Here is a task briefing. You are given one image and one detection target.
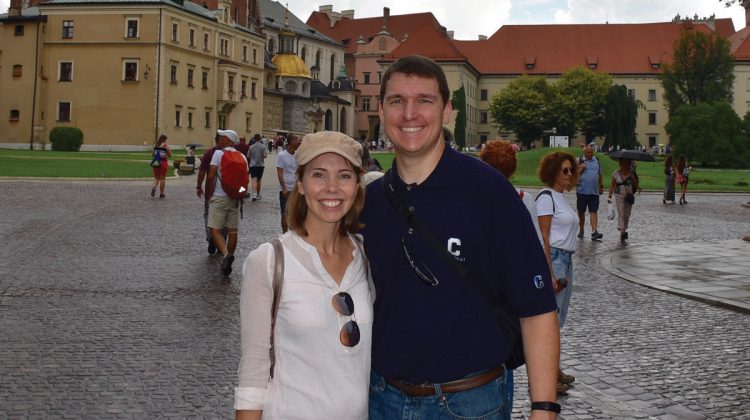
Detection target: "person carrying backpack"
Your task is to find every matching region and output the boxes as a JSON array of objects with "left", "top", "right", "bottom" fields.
[{"left": 206, "top": 129, "right": 249, "bottom": 277}]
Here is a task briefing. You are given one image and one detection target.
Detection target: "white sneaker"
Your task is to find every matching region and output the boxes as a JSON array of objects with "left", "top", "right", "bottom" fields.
[
  {"left": 256, "top": 193, "right": 262, "bottom": 201},
  {"left": 251, "top": 192, "right": 257, "bottom": 201}
]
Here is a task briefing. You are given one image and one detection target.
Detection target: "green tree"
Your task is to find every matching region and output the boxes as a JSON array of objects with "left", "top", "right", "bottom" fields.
[
  {"left": 603, "top": 85, "right": 639, "bottom": 150},
  {"left": 665, "top": 101, "right": 750, "bottom": 168},
  {"left": 488, "top": 76, "right": 553, "bottom": 148},
  {"left": 450, "top": 85, "right": 466, "bottom": 149},
  {"left": 661, "top": 30, "right": 735, "bottom": 115},
  {"left": 549, "top": 67, "right": 612, "bottom": 141}
]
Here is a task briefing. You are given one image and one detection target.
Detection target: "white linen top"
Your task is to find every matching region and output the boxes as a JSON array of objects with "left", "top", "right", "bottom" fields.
[
  {"left": 234, "top": 231, "right": 373, "bottom": 420},
  {"left": 535, "top": 188, "right": 578, "bottom": 252}
]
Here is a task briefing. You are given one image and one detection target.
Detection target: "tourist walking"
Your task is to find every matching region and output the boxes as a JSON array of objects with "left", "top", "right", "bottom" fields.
[
  {"left": 275, "top": 135, "right": 301, "bottom": 233},
  {"left": 235, "top": 131, "right": 371, "bottom": 420},
  {"left": 360, "top": 55, "right": 560, "bottom": 420},
  {"left": 205, "top": 129, "right": 249, "bottom": 276},
  {"left": 575, "top": 145, "right": 603, "bottom": 240},
  {"left": 676, "top": 154, "right": 691, "bottom": 205},
  {"left": 663, "top": 155, "right": 676, "bottom": 204},
  {"left": 535, "top": 151, "right": 579, "bottom": 394},
  {"left": 248, "top": 134, "right": 268, "bottom": 201},
  {"left": 608, "top": 158, "right": 639, "bottom": 242},
  {"left": 150, "top": 134, "right": 171, "bottom": 198}
]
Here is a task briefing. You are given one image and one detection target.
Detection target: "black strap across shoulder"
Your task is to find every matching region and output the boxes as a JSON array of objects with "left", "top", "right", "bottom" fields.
[{"left": 382, "top": 169, "right": 525, "bottom": 368}]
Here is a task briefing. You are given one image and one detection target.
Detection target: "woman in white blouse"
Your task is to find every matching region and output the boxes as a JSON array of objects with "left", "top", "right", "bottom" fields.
[
  {"left": 535, "top": 151, "right": 579, "bottom": 395},
  {"left": 235, "top": 131, "right": 372, "bottom": 420}
]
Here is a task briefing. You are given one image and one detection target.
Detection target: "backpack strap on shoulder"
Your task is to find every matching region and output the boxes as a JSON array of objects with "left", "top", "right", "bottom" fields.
[{"left": 535, "top": 189, "right": 555, "bottom": 213}]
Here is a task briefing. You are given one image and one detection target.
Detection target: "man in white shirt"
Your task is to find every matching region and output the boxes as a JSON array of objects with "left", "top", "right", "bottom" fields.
[
  {"left": 275, "top": 134, "right": 300, "bottom": 232},
  {"left": 206, "top": 129, "right": 248, "bottom": 276}
]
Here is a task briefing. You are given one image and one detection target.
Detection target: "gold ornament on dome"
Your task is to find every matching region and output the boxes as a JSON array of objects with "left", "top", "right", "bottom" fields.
[{"left": 271, "top": 54, "right": 311, "bottom": 78}]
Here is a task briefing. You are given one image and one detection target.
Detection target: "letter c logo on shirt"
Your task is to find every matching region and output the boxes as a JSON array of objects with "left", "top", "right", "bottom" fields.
[
  {"left": 447, "top": 238, "right": 461, "bottom": 257},
  {"left": 533, "top": 275, "right": 544, "bottom": 289}
]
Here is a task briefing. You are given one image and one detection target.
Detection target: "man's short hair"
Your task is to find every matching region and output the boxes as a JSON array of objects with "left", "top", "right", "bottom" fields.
[{"left": 379, "top": 55, "right": 450, "bottom": 106}]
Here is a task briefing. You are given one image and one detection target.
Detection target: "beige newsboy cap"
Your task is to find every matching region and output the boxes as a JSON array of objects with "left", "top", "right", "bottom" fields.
[{"left": 295, "top": 131, "right": 363, "bottom": 168}]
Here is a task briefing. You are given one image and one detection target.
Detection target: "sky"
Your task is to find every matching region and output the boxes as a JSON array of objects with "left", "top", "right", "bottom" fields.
[{"left": 1, "top": 0, "right": 746, "bottom": 40}]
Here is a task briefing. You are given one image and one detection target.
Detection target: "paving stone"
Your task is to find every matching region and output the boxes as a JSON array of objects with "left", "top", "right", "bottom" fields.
[{"left": 1, "top": 178, "right": 749, "bottom": 418}]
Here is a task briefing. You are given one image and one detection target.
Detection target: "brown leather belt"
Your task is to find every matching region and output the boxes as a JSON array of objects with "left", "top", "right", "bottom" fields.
[{"left": 386, "top": 367, "right": 505, "bottom": 397}]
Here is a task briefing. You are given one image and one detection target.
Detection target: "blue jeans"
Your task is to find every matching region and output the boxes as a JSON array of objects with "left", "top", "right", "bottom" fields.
[
  {"left": 550, "top": 247, "right": 574, "bottom": 329},
  {"left": 369, "top": 369, "right": 511, "bottom": 420}
]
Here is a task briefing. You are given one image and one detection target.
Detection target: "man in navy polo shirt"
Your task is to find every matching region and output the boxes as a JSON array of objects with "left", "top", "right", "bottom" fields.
[{"left": 361, "top": 55, "right": 561, "bottom": 419}]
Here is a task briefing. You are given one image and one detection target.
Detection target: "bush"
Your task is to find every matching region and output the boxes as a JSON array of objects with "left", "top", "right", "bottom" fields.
[{"left": 49, "top": 126, "right": 84, "bottom": 151}]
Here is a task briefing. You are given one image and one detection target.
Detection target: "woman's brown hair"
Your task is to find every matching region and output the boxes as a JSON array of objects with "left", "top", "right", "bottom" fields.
[
  {"left": 285, "top": 162, "right": 365, "bottom": 237},
  {"left": 479, "top": 140, "right": 517, "bottom": 178},
  {"left": 537, "top": 151, "right": 578, "bottom": 190},
  {"left": 155, "top": 134, "right": 168, "bottom": 146}
]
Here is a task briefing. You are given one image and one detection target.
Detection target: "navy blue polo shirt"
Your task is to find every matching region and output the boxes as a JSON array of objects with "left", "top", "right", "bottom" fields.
[{"left": 360, "top": 145, "right": 556, "bottom": 384}]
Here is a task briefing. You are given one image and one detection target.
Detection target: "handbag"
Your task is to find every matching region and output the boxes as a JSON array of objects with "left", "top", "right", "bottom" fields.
[
  {"left": 625, "top": 192, "right": 635, "bottom": 205},
  {"left": 382, "top": 170, "right": 525, "bottom": 369}
]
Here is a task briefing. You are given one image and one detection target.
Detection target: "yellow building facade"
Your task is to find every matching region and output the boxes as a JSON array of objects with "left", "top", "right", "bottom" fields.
[{"left": 0, "top": 0, "right": 265, "bottom": 150}]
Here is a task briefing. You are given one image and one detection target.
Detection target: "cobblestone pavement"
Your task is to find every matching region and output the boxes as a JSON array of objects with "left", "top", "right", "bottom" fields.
[{"left": 1, "top": 165, "right": 749, "bottom": 419}]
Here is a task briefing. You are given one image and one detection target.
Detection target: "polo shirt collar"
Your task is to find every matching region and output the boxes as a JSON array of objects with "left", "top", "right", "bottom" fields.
[{"left": 391, "top": 142, "right": 460, "bottom": 190}]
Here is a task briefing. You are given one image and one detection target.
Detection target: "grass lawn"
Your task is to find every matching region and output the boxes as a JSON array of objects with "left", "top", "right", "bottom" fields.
[
  {"left": 0, "top": 149, "right": 189, "bottom": 178},
  {"left": 2, "top": 147, "right": 749, "bottom": 192},
  {"left": 372, "top": 147, "right": 750, "bottom": 192}
]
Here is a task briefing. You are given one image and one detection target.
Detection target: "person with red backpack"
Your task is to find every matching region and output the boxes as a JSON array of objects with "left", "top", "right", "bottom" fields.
[{"left": 206, "top": 129, "right": 249, "bottom": 276}]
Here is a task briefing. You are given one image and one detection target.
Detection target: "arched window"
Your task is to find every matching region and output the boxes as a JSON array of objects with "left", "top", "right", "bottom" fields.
[
  {"left": 325, "top": 109, "right": 333, "bottom": 130},
  {"left": 300, "top": 46, "right": 306, "bottom": 63},
  {"left": 302, "top": 82, "right": 308, "bottom": 95},
  {"left": 340, "top": 107, "right": 347, "bottom": 133},
  {"left": 268, "top": 37, "right": 276, "bottom": 54},
  {"left": 284, "top": 80, "right": 296, "bottom": 94},
  {"left": 315, "top": 50, "right": 321, "bottom": 69}
]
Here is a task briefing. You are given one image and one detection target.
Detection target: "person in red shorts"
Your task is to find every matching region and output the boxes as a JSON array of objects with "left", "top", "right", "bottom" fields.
[{"left": 151, "top": 134, "right": 171, "bottom": 198}]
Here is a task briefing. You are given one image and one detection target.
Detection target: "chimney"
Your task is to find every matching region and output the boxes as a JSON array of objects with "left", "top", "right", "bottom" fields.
[
  {"left": 383, "top": 7, "right": 390, "bottom": 19},
  {"left": 447, "top": 30, "right": 454, "bottom": 39},
  {"left": 319, "top": 5, "right": 333, "bottom": 13},
  {"left": 478, "top": 35, "right": 487, "bottom": 40},
  {"left": 9, "top": 0, "right": 22, "bottom": 16},
  {"left": 341, "top": 9, "right": 354, "bottom": 20}
]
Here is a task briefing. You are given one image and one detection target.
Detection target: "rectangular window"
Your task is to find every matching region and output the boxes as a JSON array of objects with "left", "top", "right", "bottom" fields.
[
  {"left": 218, "top": 114, "right": 226, "bottom": 130},
  {"left": 15, "top": 25, "right": 24, "bottom": 36},
  {"left": 187, "top": 68, "right": 194, "bottom": 87},
  {"left": 251, "top": 81, "right": 257, "bottom": 98},
  {"left": 202, "top": 71, "right": 208, "bottom": 89},
  {"left": 62, "top": 20, "right": 74, "bottom": 38},
  {"left": 189, "top": 28, "right": 195, "bottom": 47},
  {"left": 124, "top": 61, "right": 138, "bottom": 81},
  {"left": 172, "top": 22, "right": 179, "bottom": 42},
  {"left": 378, "top": 72, "right": 382, "bottom": 83},
  {"left": 59, "top": 62, "right": 73, "bottom": 82},
  {"left": 228, "top": 75, "right": 234, "bottom": 93},
  {"left": 175, "top": 109, "right": 181, "bottom": 127},
  {"left": 13, "top": 65, "right": 22, "bottom": 77},
  {"left": 246, "top": 113, "right": 252, "bottom": 131},
  {"left": 58, "top": 102, "right": 71, "bottom": 122},
  {"left": 363, "top": 72, "right": 370, "bottom": 84},
  {"left": 203, "top": 33, "right": 209, "bottom": 50},
  {"left": 205, "top": 109, "right": 211, "bottom": 128},
  {"left": 10, "top": 109, "right": 20, "bottom": 121},
  {"left": 170, "top": 64, "right": 178, "bottom": 84},
  {"left": 648, "top": 111, "right": 657, "bottom": 125},
  {"left": 480, "top": 134, "right": 488, "bottom": 143},
  {"left": 241, "top": 79, "right": 247, "bottom": 98},
  {"left": 187, "top": 111, "right": 193, "bottom": 128},
  {"left": 126, "top": 19, "right": 139, "bottom": 38},
  {"left": 648, "top": 89, "right": 657, "bottom": 101},
  {"left": 480, "top": 111, "right": 488, "bottom": 124},
  {"left": 362, "top": 97, "right": 371, "bottom": 111},
  {"left": 627, "top": 89, "right": 636, "bottom": 99},
  {"left": 243, "top": 45, "right": 248, "bottom": 62},
  {"left": 220, "top": 38, "right": 229, "bottom": 56},
  {"left": 648, "top": 136, "right": 657, "bottom": 147},
  {"left": 480, "top": 89, "right": 488, "bottom": 101},
  {"left": 253, "top": 48, "right": 258, "bottom": 64}
]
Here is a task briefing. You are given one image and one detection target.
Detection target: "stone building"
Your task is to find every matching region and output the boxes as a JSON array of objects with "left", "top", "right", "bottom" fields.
[{"left": 0, "top": 0, "right": 266, "bottom": 150}]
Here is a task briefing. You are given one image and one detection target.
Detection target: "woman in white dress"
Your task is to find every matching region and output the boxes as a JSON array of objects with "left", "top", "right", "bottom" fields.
[{"left": 235, "top": 131, "right": 372, "bottom": 420}]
